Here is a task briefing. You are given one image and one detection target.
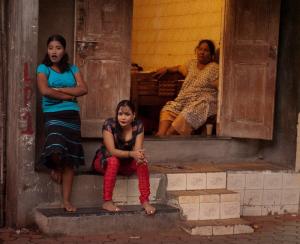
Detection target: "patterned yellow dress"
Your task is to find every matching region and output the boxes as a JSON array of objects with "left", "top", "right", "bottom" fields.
[{"left": 161, "top": 59, "right": 219, "bottom": 130}]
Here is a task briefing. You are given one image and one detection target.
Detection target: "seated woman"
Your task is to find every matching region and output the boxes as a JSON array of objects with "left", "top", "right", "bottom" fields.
[
  {"left": 93, "top": 100, "right": 156, "bottom": 215},
  {"left": 154, "top": 39, "right": 219, "bottom": 136}
]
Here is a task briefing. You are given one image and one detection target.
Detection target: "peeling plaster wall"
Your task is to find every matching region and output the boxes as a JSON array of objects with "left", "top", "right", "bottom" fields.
[
  {"left": 6, "top": 0, "right": 75, "bottom": 227},
  {"left": 6, "top": 0, "right": 43, "bottom": 227}
]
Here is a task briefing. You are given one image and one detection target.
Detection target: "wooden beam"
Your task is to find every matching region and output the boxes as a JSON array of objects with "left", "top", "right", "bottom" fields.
[{"left": 0, "top": 0, "right": 8, "bottom": 228}]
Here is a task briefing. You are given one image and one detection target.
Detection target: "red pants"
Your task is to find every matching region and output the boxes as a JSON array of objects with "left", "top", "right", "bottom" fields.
[{"left": 99, "top": 156, "right": 150, "bottom": 204}]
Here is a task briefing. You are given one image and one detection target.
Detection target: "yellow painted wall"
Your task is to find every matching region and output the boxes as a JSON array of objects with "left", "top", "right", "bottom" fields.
[{"left": 131, "top": 0, "right": 223, "bottom": 71}]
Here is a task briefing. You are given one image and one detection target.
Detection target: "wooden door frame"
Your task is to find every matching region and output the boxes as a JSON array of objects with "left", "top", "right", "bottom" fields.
[
  {"left": 217, "top": 0, "right": 280, "bottom": 140},
  {"left": 0, "top": 0, "right": 7, "bottom": 227},
  {"left": 216, "top": 0, "right": 226, "bottom": 135},
  {"left": 73, "top": 0, "right": 133, "bottom": 138}
]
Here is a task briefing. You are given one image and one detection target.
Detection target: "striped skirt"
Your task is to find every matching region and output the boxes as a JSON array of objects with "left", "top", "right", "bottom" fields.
[{"left": 39, "top": 110, "right": 85, "bottom": 170}]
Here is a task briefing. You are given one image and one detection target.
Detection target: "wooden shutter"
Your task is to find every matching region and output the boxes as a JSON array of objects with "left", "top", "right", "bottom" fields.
[
  {"left": 218, "top": 0, "right": 281, "bottom": 139},
  {"left": 75, "top": 0, "right": 132, "bottom": 137}
]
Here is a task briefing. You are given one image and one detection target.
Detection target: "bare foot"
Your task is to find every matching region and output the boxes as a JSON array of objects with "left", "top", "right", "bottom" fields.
[
  {"left": 50, "top": 170, "right": 62, "bottom": 184},
  {"left": 155, "top": 132, "right": 165, "bottom": 137},
  {"left": 63, "top": 202, "right": 77, "bottom": 212},
  {"left": 102, "top": 201, "right": 121, "bottom": 212},
  {"left": 142, "top": 202, "right": 156, "bottom": 215}
]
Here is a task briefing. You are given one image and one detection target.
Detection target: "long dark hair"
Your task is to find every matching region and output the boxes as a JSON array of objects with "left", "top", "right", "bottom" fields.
[
  {"left": 42, "top": 34, "right": 70, "bottom": 73},
  {"left": 195, "top": 39, "right": 216, "bottom": 57},
  {"left": 115, "top": 100, "right": 136, "bottom": 137}
]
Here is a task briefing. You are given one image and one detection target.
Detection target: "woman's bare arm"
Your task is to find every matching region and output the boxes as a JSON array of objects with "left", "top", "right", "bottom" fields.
[
  {"left": 56, "top": 71, "right": 88, "bottom": 97},
  {"left": 133, "top": 133, "right": 147, "bottom": 162},
  {"left": 103, "top": 130, "right": 130, "bottom": 158},
  {"left": 37, "top": 73, "right": 74, "bottom": 100},
  {"left": 103, "top": 130, "right": 146, "bottom": 162},
  {"left": 133, "top": 133, "right": 144, "bottom": 151},
  {"left": 177, "top": 65, "right": 188, "bottom": 77},
  {"left": 211, "top": 79, "right": 219, "bottom": 89},
  {"left": 153, "top": 64, "right": 188, "bottom": 78}
]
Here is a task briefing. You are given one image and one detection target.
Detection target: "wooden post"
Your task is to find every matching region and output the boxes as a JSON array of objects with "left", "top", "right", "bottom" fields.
[
  {"left": 0, "top": 0, "right": 7, "bottom": 227},
  {"left": 6, "top": 0, "right": 39, "bottom": 226}
]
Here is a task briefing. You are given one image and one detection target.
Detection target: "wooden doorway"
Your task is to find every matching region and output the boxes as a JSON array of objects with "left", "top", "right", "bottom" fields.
[
  {"left": 0, "top": 0, "right": 7, "bottom": 227},
  {"left": 130, "top": 0, "right": 224, "bottom": 135},
  {"left": 130, "top": 0, "right": 281, "bottom": 140},
  {"left": 75, "top": 0, "right": 133, "bottom": 138},
  {"left": 218, "top": 0, "right": 281, "bottom": 140},
  {"left": 75, "top": 0, "right": 280, "bottom": 140}
]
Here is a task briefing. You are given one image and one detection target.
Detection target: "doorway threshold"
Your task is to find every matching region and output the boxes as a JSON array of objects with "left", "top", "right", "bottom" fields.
[
  {"left": 144, "top": 135, "right": 232, "bottom": 141},
  {"left": 143, "top": 135, "right": 260, "bottom": 163},
  {"left": 149, "top": 161, "right": 292, "bottom": 174}
]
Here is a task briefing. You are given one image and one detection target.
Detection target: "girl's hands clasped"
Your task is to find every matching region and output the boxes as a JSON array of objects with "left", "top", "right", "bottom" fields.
[{"left": 130, "top": 149, "right": 148, "bottom": 164}]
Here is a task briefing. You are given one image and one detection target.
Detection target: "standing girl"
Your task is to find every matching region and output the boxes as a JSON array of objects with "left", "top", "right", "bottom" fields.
[
  {"left": 37, "top": 34, "right": 88, "bottom": 212},
  {"left": 93, "top": 100, "right": 156, "bottom": 215}
]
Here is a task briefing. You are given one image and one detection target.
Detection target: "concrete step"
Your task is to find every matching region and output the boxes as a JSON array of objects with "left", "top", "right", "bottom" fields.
[
  {"left": 166, "top": 171, "right": 227, "bottom": 191},
  {"left": 180, "top": 218, "right": 254, "bottom": 236},
  {"left": 168, "top": 189, "right": 240, "bottom": 220},
  {"left": 47, "top": 173, "right": 165, "bottom": 207},
  {"left": 35, "top": 204, "right": 180, "bottom": 235}
]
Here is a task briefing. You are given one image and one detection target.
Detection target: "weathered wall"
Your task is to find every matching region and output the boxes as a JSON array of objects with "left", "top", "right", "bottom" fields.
[
  {"left": 260, "top": 0, "right": 299, "bottom": 167},
  {"left": 6, "top": 0, "right": 43, "bottom": 227},
  {"left": 131, "top": 0, "right": 223, "bottom": 71},
  {"left": 294, "top": 1, "right": 300, "bottom": 171},
  {"left": 5, "top": 0, "right": 76, "bottom": 228}
]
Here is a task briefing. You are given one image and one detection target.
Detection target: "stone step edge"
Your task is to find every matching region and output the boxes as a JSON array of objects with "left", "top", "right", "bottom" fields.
[
  {"left": 35, "top": 199, "right": 164, "bottom": 210},
  {"left": 168, "top": 189, "right": 238, "bottom": 196},
  {"left": 166, "top": 172, "right": 227, "bottom": 191},
  {"left": 74, "top": 172, "right": 164, "bottom": 178},
  {"left": 35, "top": 204, "right": 181, "bottom": 235},
  {"left": 167, "top": 189, "right": 240, "bottom": 203},
  {"left": 180, "top": 218, "right": 254, "bottom": 236},
  {"left": 35, "top": 204, "right": 179, "bottom": 218}
]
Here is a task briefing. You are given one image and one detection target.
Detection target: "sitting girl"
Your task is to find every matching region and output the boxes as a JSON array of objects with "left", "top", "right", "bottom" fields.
[{"left": 93, "top": 100, "right": 156, "bottom": 215}]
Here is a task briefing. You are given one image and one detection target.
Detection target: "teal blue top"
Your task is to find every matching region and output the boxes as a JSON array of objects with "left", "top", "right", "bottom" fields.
[{"left": 37, "top": 64, "right": 80, "bottom": 113}]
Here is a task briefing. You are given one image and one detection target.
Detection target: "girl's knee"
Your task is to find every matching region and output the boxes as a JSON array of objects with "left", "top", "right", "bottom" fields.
[
  {"left": 136, "top": 162, "right": 149, "bottom": 171},
  {"left": 107, "top": 156, "right": 120, "bottom": 167}
]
